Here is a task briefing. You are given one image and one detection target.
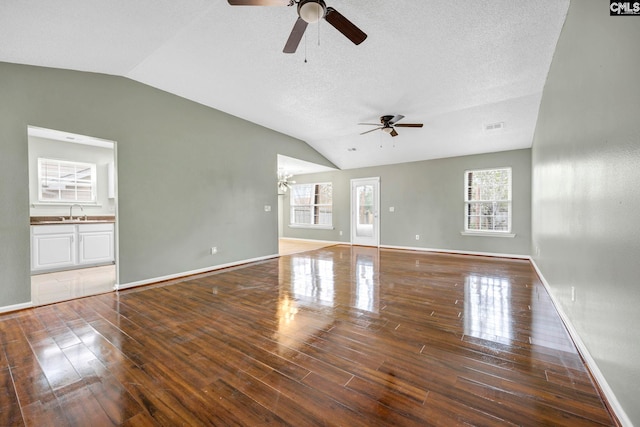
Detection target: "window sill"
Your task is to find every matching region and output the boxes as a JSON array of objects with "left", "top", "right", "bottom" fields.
[
  {"left": 289, "top": 224, "right": 334, "bottom": 230},
  {"left": 32, "top": 202, "right": 102, "bottom": 208},
  {"left": 460, "top": 231, "right": 516, "bottom": 238}
]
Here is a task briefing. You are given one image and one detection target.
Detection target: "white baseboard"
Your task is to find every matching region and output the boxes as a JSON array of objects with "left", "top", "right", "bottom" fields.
[
  {"left": 530, "top": 259, "right": 632, "bottom": 427},
  {"left": 115, "top": 254, "right": 279, "bottom": 291},
  {"left": 380, "top": 244, "right": 530, "bottom": 260},
  {"left": 0, "top": 301, "right": 34, "bottom": 314},
  {"left": 282, "top": 238, "right": 529, "bottom": 260}
]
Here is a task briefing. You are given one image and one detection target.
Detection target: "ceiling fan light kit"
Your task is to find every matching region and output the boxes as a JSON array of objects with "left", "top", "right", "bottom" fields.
[
  {"left": 227, "top": 0, "right": 367, "bottom": 54},
  {"left": 299, "top": 0, "right": 324, "bottom": 23}
]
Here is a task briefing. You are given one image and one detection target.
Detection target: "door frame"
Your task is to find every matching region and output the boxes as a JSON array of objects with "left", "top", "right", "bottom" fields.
[
  {"left": 27, "top": 126, "right": 119, "bottom": 293},
  {"left": 350, "top": 177, "right": 380, "bottom": 247}
]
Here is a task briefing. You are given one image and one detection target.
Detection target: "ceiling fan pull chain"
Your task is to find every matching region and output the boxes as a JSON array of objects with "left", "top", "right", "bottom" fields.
[
  {"left": 304, "top": 32, "right": 308, "bottom": 63},
  {"left": 318, "top": 7, "right": 321, "bottom": 46}
]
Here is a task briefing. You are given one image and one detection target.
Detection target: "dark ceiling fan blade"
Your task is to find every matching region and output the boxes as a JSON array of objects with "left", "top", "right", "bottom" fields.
[
  {"left": 390, "top": 129, "right": 399, "bottom": 137},
  {"left": 360, "top": 127, "right": 381, "bottom": 135},
  {"left": 283, "top": 18, "right": 308, "bottom": 53},
  {"left": 228, "top": 0, "right": 291, "bottom": 5},
  {"left": 324, "top": 7, "right": 367, "bottom": 45},
  {"left": 389, "top": 115, "right": 405, "bottom": 125},
  {"left": 358, "top": 123, "right": 381, "bottom": 126},
  {"left": 394, "top": 123, "right": 424, "bottom": 128}
]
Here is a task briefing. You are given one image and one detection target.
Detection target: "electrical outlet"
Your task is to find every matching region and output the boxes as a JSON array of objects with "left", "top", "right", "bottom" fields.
[
  {"left": 415, "top": 234, "right": 420, "bottom": 240},
  {"left": 264, "top": 205, "right": 271, "bottom": 212},
  {"left": 211, "top": 247, "right": 218, "bottom": 255},
  {"left": 339, "top": 231, "right": 343, "bottom": 236},
  {"left": 389, "top": 206, "right": 395, "bottom": 212}
]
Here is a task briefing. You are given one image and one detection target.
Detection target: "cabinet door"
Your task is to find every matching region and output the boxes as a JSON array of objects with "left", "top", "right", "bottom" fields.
[
  {"left": 78, "top": 231, "right": 114, "bottom": 265},
  {"left": 32, "top": 233, "right": 76, "bottom": 271}
]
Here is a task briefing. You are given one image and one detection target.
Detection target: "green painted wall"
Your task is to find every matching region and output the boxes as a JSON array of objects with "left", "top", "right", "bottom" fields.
[
  {"left": 532, "top": 0, "right": 640, "bottom": 424},
  {"left": 284, "top": 149, "right": 531, "bottom": 256},
  {"left": 0, "top": 62, "right": 334, "bottom": 307}
]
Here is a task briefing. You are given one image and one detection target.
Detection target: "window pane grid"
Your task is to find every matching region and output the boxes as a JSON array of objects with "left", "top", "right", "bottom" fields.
[
  {"left": 290, "top": 183, "right": 333, "bottom": 226},
  {"left": 38, "top": 158, "right": 97, "bottom": 203},
  {"left": 464, "top": 168, "right": 512, "bottom": 233}
]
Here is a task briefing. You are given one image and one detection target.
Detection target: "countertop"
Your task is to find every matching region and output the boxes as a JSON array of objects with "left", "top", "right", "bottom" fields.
[{"left": 31, "top": 216, "right": 115, "bottom": 225}]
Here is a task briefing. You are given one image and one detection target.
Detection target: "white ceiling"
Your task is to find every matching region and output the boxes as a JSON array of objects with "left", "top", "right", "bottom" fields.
[
  {"left": 0, "top": 0, "right": 569, "bottom": 171},
  {"left": 277, "top": 154, "right": 336, "bottom": 175}
]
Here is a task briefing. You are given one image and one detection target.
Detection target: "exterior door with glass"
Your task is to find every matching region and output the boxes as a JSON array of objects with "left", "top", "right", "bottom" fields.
[{"left": 351, "top": 177, "right": 380, "bottom": 246}]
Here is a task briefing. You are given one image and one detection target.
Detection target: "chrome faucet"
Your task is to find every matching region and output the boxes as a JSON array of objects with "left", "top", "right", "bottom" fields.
[{"left": 69, "top": 204, "right": 84, "bottom": 221}]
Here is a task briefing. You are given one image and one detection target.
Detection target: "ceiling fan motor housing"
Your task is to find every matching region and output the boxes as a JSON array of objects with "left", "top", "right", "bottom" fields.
[{"left": 298, "top": 0, "right": 326, "bottom": 23}]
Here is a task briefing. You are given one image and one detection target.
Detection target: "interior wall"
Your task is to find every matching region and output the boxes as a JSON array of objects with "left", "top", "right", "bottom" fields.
[
  {"left": 28, "top": 136, "right": 115, "bottom": 217},
  {"left": 284, "top": 148, "right": 531, "bottom": 256},
  {"left": 531, "top": 0, "right": 640, "bottom": 424},
  {"left": 0, "top": 61, "right": 334, "bottom": 308}
]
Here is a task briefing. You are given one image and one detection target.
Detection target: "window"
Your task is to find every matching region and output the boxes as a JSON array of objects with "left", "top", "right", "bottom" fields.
[
  {"left": 464, "top": 167, "right": 511, "bottom": 233},
  {"left": 290, "top": 183, "right": 332, "bottom": 227},
  {"left": 38, "top": 158, "right": 97, "bottom": 203}
]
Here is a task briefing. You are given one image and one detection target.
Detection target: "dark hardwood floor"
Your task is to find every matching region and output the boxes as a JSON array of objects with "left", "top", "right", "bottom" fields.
[{"left": 0, "top": 246, "right": 616, "bottom": 426}]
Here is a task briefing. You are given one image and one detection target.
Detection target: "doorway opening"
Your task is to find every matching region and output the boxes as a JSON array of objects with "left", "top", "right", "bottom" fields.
[
  {"left": 276, "top": 154, "right": 336, "bottom": 255},
  {"left": 27, "top": 126, "right": 118, "bottom": 305}
]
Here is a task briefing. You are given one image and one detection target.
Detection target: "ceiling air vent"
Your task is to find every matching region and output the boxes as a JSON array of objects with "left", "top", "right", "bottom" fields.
[{"left": 484, "top": 122, "right": 505, "bottom": 132}]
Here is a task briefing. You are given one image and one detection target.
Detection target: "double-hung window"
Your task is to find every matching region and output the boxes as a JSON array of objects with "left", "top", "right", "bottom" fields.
[
  {"left": 290, "top": 183, "right": 333, "bottom": 228},
  {"left": 464, "top": 167, "right": 512, "bottom": 233},
  {"left": 38, "top": 158, "right": 97, "bottom": 203}
]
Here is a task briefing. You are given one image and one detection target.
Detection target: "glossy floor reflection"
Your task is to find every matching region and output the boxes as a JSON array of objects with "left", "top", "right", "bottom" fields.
[
  {"left": 278, "top": 238, "right": 336, "bottom": 256},
  {"left": 1, "top": 246, "right": 615, "bottom": 426}
]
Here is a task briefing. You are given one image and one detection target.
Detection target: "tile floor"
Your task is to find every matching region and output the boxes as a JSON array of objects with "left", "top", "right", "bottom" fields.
[{"left": 31, "top": 264, "right": 116, "bottom": 306}]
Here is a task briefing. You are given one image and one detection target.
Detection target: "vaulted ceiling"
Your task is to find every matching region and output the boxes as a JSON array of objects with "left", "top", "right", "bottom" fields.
[{"left": 0, "top": 0, "right": 569, "bottom": 170}]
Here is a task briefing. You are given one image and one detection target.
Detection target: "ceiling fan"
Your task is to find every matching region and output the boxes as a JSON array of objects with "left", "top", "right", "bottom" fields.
[
  {"left": 359, "top": 115, "right": 424, "bottom": 137},
  {"left": 227, "top": 0, "right": 367, "bottom": 54}
]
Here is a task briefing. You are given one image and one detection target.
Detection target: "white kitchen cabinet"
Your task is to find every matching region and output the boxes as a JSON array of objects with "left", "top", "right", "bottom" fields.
[
  {"left": 78, "top": 223, "right": 114, "bottom": 265},
  {"left": 31, "top": 223, "right": 114, "bottom": 272},
  {"left": 31, "top": 225, "right": 77, "bottom": 271}
]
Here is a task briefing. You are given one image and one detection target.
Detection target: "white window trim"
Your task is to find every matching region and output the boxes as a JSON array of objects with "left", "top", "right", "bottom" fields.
[
  {"left": 32, "top": 202, "right": 103, "bottom": 208},
  {"left": 463, "top": 167, "right": 512, "bottom": 235},
  {"left": 37, "top": 158, "right": 98, "bottom": 204},
  {"left": 289, "top": 182, "right": 333, "bottom": 228},
  {"left": 460, "top": 231, "right": 516, "bottom": 238}
]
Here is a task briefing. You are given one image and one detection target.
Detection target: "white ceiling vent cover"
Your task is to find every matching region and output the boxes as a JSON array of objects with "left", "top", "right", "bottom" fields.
[{"left": 484, "top": 122, "right": 505, "bottom": 131}]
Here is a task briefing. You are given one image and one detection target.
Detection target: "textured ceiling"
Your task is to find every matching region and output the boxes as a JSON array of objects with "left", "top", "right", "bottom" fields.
[{"left": 0, "top": 0, "right": 569, "bottom": 171}]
